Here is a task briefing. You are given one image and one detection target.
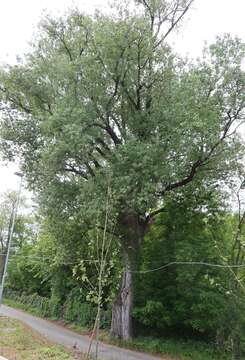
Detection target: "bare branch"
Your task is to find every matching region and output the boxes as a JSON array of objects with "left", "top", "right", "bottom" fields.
[{"left": 154, "top": 0, "right": 195, "bottom": 49}]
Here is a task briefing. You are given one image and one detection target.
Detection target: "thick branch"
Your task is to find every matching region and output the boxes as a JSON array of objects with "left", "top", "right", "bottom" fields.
[
  {"left": 85, "top": 162, "right": 95, "bottom": 177},
  {"left": 164, "top": 158, "right": 203, "bottom": 193},
  {"left": 105, "top": 125, "right": 122, "bottom": 145},
  {"left": 63, "top": 165, "right": 88, "bottom": 179},
  {"left": 149, "top": 113, "right": 240, "bottom": 220}
]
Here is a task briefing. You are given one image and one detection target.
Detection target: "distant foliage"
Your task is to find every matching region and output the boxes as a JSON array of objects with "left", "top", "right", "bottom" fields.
[
  {"left": 134, "top": 193, "right": 245, "bottom": 347},
  {"left": 5, "top": 288, "right": 111, "bottom": 329}
]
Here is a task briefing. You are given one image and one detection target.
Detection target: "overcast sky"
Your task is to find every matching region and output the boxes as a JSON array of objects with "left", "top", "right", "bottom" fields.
[{"left": 0, "top": 0, "right": 244, "bottom": 194}]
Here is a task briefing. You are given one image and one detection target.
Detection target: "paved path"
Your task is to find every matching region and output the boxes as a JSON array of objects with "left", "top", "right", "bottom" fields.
[{"left": 0, "top": 305, "right": 164, "bottom": 360}]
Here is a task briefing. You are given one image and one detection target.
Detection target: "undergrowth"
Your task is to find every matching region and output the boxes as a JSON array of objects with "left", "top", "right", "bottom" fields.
[{"left": 4, "top": 298, "right": 234, "bottom": 360}]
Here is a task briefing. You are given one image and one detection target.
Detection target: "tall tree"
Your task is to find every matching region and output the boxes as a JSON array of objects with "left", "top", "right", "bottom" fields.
[
  {"left": 0, "top": 0, "right": 244, "bottom": 339},
  {"left": 134, "top": 186, "right": 229, "bottom": 338}
]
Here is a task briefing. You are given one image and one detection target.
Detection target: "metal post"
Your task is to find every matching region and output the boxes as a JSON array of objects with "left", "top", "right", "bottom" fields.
[{"left": 0, "top": 173, "right": 23, "bottom": 305}]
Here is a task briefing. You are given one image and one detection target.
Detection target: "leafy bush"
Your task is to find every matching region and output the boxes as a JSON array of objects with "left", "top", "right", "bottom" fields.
[
  {"left": 133, "top": 301, "right": 172, "bottom": 329},
  {"left": 63, "top": 292, "right": 111, "bottom": 329},
  {"left": 64, "top": 296, "right": 97, "bottom": 327},
  {"left": 4, "top": 289, "right": 58, "bottom": 318},
  {"left": 4, "top": 288, "right": 111, "bottom": 330},
  {"left": 112, "top": 336, "right": 230, "bottom": 360},
  {"left": 100, "top": 308, "right": 111, "bottom": 329}
]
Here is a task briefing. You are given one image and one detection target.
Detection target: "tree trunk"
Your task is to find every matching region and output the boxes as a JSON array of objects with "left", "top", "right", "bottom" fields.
[
  {"left": 111, "top": 254, "right": 133, "bottom": 340},
  {"left": 111, "top": 212, "right": 146, "bottom": 340},
  {"left": 0, "top": 255, "right": 5, "bottom": 282},
  {"left": 232, "top": 333, "right": 241, "bottom": 360}
]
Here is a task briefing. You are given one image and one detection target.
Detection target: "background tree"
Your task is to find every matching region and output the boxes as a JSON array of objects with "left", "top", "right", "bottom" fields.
[
  {"left": 216, "top": 183, "right": 245, "bottom": 360},
  {"left": 0, "top": 0, "right": 244, "bottom": 339},
  {"left": 134, "top": 185, "right": 229, "bottom": 337}
]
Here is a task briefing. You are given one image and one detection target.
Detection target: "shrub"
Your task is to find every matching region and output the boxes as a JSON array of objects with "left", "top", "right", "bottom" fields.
[
  {"left": 5, "top": 288, "right": 111, "bottom": 330},
  {"left": 133, "top": 300, "right": 172, "bottom": 329}
]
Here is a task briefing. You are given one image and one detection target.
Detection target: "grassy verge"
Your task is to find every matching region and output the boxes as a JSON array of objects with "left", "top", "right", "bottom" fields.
[
  {"left": 4, "top": 298, "right": 231, "bottom": 360},
  {"left": 0, "top": 315, "right": 80, "bottom": 360},
  {"left": 105, "top": 336, "right": 230, "bottom": 360},
  {"left": 3, "top": 298, "right": 52, "bottom": 319}
]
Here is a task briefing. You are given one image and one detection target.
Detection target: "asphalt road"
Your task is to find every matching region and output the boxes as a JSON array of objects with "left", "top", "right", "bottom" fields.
[{"left": 0, "top": 305, "right": 165, "bottom": 360}]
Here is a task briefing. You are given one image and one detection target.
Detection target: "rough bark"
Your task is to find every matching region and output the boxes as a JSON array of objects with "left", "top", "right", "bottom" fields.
[
  {"left": 232, "top": 331, "right": 241, "bottom": 360},
  {"left": 111, "top": 256, "right": 133, "bottom": 339},
  {"left": 111, "top": 212, "right": 146, "bottom": 340},
  {"left": 0, "top": 255, "right": 5, "bottom": 283}
]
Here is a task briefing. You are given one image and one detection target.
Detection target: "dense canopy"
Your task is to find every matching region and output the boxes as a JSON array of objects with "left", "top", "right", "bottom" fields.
[{"left": 0, "top": 0, "right": 244, "bottom": 341}]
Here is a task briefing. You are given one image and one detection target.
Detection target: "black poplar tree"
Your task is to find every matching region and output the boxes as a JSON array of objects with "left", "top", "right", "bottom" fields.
[{"left": 0, "top": 0, "right": 244, "bottom": 339}]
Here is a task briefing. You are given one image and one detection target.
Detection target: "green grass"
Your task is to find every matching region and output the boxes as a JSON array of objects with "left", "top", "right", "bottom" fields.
[
  {"left": 4, "top": 298, "right": 52, "bottom": 318},
  {"left": 0, "top": 316, "right": 78, "bottom": 360},
  {"left": 107, "top": 336, "right": 231, "bottom": 360}
]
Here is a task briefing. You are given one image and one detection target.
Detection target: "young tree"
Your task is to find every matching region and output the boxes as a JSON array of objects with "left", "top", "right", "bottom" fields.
[{"left": 0, "top": 0, "right": 244, "bottom": 339}]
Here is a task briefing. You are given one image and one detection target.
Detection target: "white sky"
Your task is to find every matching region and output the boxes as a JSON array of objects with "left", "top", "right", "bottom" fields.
[{"left": 0, "top": 0, "right": 244, "bottom": 194}]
